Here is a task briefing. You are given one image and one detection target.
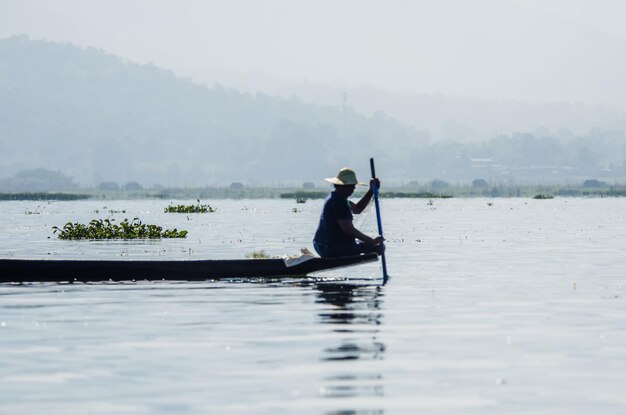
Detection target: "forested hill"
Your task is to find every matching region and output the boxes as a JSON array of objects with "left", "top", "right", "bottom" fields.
[
  {"left": 0, "top": 36, "right": 423, "bottom": 186},
  {"left": 2, "top": 36, "right": 625, "bottom": 188}
]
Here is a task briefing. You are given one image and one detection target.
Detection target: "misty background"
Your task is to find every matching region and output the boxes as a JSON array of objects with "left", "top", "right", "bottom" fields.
[{"left": 1, "top": 0, "right": 626, "bottom": 189}]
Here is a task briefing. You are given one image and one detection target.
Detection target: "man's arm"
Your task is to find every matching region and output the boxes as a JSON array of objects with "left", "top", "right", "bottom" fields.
[
  {"left": 351, "top": 178, "right": 380, "bottom": 214},
  {"left": 337, "top": 219, "right": 384, "bottom": 246}
]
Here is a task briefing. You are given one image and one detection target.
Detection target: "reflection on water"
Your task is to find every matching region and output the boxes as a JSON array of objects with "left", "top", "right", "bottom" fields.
[{"left": 315, "top": 283, "right": 385, "bottom": 413}]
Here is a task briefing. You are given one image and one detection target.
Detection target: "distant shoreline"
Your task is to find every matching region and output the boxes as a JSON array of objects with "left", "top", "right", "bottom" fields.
[{"left": 2, "top": 185, "right": 626, "bottom": 201}]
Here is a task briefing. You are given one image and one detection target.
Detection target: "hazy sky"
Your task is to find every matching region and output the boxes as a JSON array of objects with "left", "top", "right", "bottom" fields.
[{"left": 2, "top": 0, "right": 626, "bottom": 109}]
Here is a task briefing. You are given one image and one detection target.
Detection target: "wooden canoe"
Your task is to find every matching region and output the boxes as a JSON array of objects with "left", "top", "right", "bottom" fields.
[{"left": 0, "top": 253, "right": 378, "bottom": 283}]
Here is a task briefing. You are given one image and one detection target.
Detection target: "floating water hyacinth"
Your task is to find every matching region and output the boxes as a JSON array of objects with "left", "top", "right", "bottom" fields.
[
  {"left": 245, "top": 250, "right": 271, "bottom": 259},
  {"left": 52, "top": 218, "right": 188, "bottom": 240},
  {"left": 164, "top": 200, "right": 215, "bottom": 213}
]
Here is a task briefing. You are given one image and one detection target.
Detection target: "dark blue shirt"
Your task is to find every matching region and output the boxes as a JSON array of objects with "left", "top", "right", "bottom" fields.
[{"left": 313, "top": 191, "right": 354, "bottom": 246}]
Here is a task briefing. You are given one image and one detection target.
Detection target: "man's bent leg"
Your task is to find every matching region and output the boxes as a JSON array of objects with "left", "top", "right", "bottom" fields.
[
  {"left": 355, "top": 241, "right": 384, "bottom": 256},
  {"left": 325, "top": 242, "right": 381, "bottom": 257}
]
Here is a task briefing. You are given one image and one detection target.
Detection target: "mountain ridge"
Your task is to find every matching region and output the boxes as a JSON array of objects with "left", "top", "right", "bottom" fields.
[
  {"left": 0, "top": 35, "right": 423, "bottom": 186},
  {"left": 1, "top": 35, "right": 624, "bottom": 187}
]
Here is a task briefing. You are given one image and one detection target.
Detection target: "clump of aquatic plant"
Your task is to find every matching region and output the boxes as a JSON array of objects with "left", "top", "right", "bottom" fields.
[
  {"left": 25, "top": 206, "right": 43, "bottom": 215},
  {"left": 164, "top": 200, "right": 215, "bottom": 213},
  {"left": 52, "top": 218, "right": 188, "bottom": 240},
  {"left": 246, "top": 250, "right": 271, "bottom": 259},
  {"left": 533, "top": 194, "right": 554, "bottom": 199},
  {"left": 95, "top": 209, "right": 126, "bottom": 214}
]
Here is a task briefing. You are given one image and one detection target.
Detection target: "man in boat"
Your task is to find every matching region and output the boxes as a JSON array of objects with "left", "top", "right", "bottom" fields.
[{"left": 313, "top": 167, "right": 384, "bottom": 258}]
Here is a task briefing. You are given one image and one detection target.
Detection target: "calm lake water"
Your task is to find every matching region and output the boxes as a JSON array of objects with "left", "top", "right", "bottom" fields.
[{"left": 1, "top": 198, "right": 625, "bottom": 414}]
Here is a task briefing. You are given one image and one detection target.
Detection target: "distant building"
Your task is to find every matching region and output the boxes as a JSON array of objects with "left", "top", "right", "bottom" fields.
[
  {"left": 229, "top": 182, "right": 244, "bottom": 190},
  {"left": 302, "top": 182, "right": 315, "bottom": 189},
  {"left": 123, "top": 181, "right": 143, "bottom": 191},
  {"left": 430, "top": 179, "right": 449, "bottom": 189},
  {"left": 98, "top": 181, "right": 120, "bottom": 191},
  {"left": 470, "top": 158, "right": 496, "bottom": 168},
  {"left": 583, "top": 179, "right": 608, "bottom": 188},
  {"left": 472, "top": 178, "right": 489, "bottom": 188},
  {"left": 470, "top": 158, "right": 508, "bottom": 178},
  {"left": 0, "top": 168, "right": 77, "bottom": 191}
]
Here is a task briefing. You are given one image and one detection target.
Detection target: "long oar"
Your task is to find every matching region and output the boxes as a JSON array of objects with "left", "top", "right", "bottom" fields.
[{"left": 370, "top": 157, "right": 389, "bottom": 283}]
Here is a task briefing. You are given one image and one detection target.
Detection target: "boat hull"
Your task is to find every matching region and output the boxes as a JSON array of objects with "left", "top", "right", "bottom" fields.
[{"left": 0, "top": 253, "right": 378, "bottom": 283}]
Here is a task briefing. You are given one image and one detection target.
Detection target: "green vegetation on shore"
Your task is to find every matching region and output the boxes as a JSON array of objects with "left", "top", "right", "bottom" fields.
[
  {"left": 52, "top": 218, "right": 188, "bottom": 240},
  {"left": 279, "top": 190, "right": 453, "bottom": 199},
  {"left": 0, "top": 192, "right": 90, "bottom": 201},
  {"left": 4, "top": 184, "right": 626, "bottom": 202},
  {"left": 382, "top": 192, "right": 453, "bottom": 198},
  {"left": 279, "top": 191, "right": 328, "bottom": 200}
]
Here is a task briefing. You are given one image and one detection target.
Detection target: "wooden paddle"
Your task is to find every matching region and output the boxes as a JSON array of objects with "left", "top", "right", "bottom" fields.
[{"left": 370, "top": 157, "right": 389, "bottom": 283}]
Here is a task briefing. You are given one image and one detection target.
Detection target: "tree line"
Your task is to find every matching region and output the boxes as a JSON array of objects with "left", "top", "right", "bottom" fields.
[{"left": 1, "top": 35, "right": 624, "bottom": 188}]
